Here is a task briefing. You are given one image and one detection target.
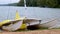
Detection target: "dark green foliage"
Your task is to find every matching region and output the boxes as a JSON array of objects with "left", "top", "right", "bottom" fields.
[
  {"left": 17, "top": 0, "right": 24, "bottom": 6},
  {"left": 37, "top": 0, "right": 46, "bottom": 7},
  {"left": 17, "top": 0, "right": 60, "bottom": 8},
  {"left": 45, "top": 0, "right": 58, "bottom": 8},
  {"left": 26, "top": 0, "right": 37, "bottom": 6}
]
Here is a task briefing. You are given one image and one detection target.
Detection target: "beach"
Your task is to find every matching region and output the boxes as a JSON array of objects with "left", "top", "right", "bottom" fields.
[{"left": 1, "top": 29, "right": 60, "bottom": 34}]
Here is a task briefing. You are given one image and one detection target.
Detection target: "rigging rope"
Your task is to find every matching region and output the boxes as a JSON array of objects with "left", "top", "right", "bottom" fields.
[{"left": 7, "top": 0, "right": 11, "bottom": 20}]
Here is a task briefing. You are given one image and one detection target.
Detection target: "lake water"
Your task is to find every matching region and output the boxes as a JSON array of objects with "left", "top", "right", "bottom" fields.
[{"left": 0, "top": 6, "right": 60, "bottom": 23}]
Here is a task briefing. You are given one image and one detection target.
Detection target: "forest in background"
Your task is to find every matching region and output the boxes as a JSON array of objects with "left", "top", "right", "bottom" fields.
[{"left": 17, "top": 0, "right": 60, "bottom": 8}]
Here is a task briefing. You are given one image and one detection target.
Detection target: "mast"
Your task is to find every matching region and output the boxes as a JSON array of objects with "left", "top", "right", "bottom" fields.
[
  {"left": 24, "top": 0, "right": 26, "bottom": 7},
  {"left": 24, "top": 0, "right": 27, "bottom": 17},
  {"left": 24, "top": 0, "right": 27, "bottom": 10}
]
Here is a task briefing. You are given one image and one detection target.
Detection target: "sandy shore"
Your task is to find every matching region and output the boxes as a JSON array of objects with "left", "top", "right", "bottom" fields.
[{"left": 0, "top": 29, "right": 60, "bottom": 34}]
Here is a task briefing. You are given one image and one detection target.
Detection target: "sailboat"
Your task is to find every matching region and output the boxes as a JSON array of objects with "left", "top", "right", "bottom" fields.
[
  {"left": 0, "top": 0, "right": 41, "bottom": 31},
  {"left": 0, "top": 11, "right": 41, "bottom": 31}
]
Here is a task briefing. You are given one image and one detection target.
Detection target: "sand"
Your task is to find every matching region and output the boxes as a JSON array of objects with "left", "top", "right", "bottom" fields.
[{"left": 0, "top": 29, "right": 60, "bottom": 34}]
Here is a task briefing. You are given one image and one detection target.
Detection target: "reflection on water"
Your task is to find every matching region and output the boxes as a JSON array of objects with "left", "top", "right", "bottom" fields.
[{"left": 0, "top": 6, "right": 60, "bottom": 23}]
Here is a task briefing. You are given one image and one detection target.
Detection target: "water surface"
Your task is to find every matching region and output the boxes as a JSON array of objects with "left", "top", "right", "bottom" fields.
[{"left": 0, "top": 6, "right": 60, "bottom": 23}]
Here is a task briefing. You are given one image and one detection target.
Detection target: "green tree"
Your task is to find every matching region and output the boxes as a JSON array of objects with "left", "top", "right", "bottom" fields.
[
  {"left": 17, "top": 0, "right": 24, "bottom": 6},
  {"left": 46, "top": 0, "right": 58, "bottom": 8},
  {"left": 17, "top": 0, "right": 60, "bottom": 8},
  {"left": 26, "top": 0, "right": 37, "bottom": 6},
  {"left": 37, "top": 0, "right": 46, "bottom": 7}
]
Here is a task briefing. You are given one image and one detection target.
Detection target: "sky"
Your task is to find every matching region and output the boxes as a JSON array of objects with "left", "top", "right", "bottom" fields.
[{"left": 0, "top": 0, "right": 20, "bottom": 4}]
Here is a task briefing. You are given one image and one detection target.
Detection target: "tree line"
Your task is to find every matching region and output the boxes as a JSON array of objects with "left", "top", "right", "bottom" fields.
[{"left": 17, "top": 0, "right": 60, "bottom": 8}]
